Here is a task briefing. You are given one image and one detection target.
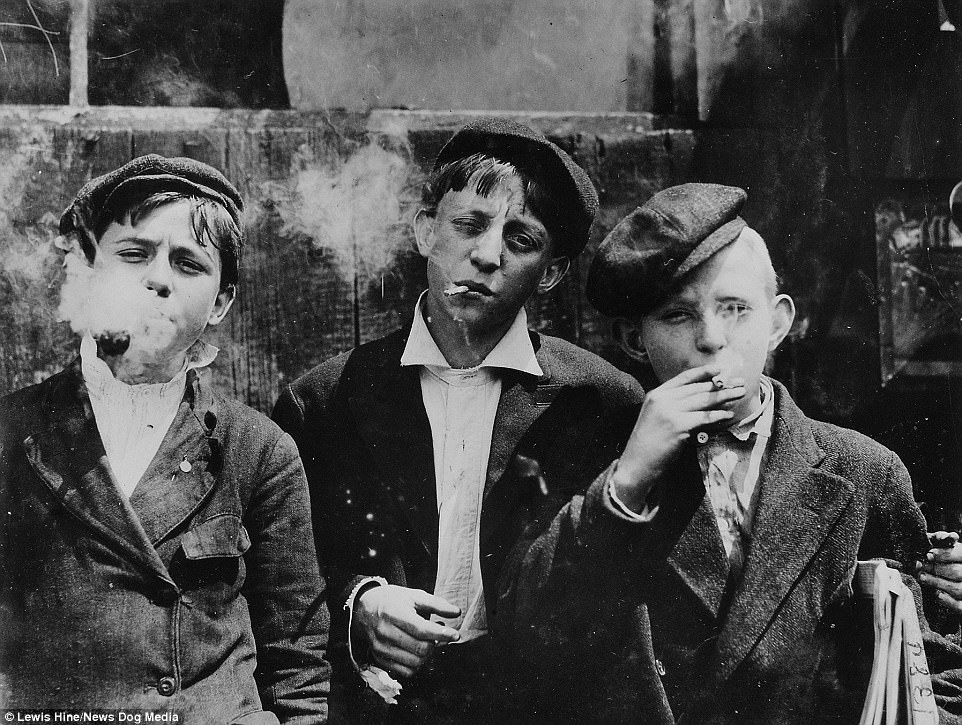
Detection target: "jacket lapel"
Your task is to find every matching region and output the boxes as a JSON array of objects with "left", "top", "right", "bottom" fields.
[
  {"left": 667, "top": 449, "right": 732, "bottom": 619},
  {"left": 128, "top": 370, "right": 220, "bottom": 546},
  {"left": 712, "top": 383, "right": 855, "bottom": 681},
  {"left": 348, "top": 331, "right": 439, "bottom": 559},
  {"left": 23, "top": 362, "right": 173, "bottom": 585},
  {"left": 484, "top": 372, "right": 555, "bottom": 499}
]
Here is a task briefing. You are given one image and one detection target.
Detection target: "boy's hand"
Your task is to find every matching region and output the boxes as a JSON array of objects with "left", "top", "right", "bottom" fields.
[
  {"left": 612, "top": 365, "right": 745, "bottom": 512},
  {"left": 353, "top": 584, "right": 461, "bottom": 678},
  {"left": 919, "top": 531, "right": 962, "bottom": 615}
]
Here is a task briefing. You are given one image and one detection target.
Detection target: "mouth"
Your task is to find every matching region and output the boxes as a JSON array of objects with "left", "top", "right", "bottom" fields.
[{"left": 445, "top": 281, "right": 493, "bottom": 297}]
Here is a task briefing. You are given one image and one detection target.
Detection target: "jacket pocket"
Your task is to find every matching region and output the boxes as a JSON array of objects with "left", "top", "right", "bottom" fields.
[
  {"left": 175, "top": 514, "right": 250, "bottom": 595},
  {"left": 180, "top": 514, "right": 251, "bottom": 560}
]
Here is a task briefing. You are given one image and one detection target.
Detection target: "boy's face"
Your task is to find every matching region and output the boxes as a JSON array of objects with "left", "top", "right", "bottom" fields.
[
  {"left": 635, "top": 239, "right": 794, "bottom": 422},
  {"left": 92, "top": 199, "right": 234, "bottom": 372},
  {"left": 414, "top": 171, "right": 568, "bottom": 342}
]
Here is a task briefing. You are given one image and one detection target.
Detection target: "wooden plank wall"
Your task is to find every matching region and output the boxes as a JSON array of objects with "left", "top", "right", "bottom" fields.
[{"left": 0, "top": 107, "right": 694, "bottom": 413}]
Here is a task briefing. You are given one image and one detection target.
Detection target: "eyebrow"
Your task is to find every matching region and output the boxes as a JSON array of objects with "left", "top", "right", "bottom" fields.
[{"left": 102, "top": 235, "right": 217, "bottom": 262}]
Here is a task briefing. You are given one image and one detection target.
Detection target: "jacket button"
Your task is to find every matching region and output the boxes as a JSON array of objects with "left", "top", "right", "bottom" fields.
[
  {"left": 696, "top": 431, "right": 709, "bottom": 444},
  {"left": 655, "top": 659, "right": 667, "bottom": 677},
  {"left": 156, "top": 676, "right": 177, "bottom": 696}
]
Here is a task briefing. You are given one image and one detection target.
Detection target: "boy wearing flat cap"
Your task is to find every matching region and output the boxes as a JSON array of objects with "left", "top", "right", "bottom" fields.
[
  {"left": 272, "top": 118, "right": 642, "bottom": 721},
  {"left": 0, "top": 156, "right": 330, "bottom": 722},
  {"left": 498, "top": 183, "right": 962, "bottom": 723}
]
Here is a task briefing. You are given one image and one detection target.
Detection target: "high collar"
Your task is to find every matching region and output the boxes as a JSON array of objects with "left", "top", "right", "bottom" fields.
[{"left": 400, "top": 291, "right": 543, "bottom": 377}]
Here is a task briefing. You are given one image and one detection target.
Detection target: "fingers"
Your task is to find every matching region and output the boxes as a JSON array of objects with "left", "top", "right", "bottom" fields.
[
  {"left": 926, "top": 531, "right": 960, "bottom": 553},
  {"left": 368, "top": 632, "right": 437, "bottom": 678},
  {"left": 936, "top": 590, "right": 962, "bottom": 615},
  {"left": 392, "top": 611, "right": 460, "bottom": 643},
  {"left": 921, "top": 572, "right": 962, "bottom": 605},
  {"left": 412, "top": 590, "right": 462, "bottom": 620}
]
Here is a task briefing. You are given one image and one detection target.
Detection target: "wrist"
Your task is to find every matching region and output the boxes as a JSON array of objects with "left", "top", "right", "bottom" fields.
[
  {"left": 610, "top": 460, "right": 656, "bottom": 513},
  {"left": 346, "top": 576, "right": 388, "bottom": 665}
]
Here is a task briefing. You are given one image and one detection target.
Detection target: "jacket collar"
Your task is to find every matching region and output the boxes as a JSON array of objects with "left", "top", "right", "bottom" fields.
[
  {"left": 23, "top": 360, "right": 175, "bottom": 585},
  {"left": 24, "top": 361, "right": 224, "bottom": 578}
]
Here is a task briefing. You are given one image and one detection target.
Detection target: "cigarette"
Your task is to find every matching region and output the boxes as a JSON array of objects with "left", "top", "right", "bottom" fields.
[
  {"left": 443, "top": 285, "right": 470, "bottom": 296},
  {"left": 94, "top": 330, "right": 131, "bottom": 356}
]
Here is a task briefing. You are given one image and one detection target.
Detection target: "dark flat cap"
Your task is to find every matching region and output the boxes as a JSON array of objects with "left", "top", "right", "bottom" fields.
[
  {"left": 60, "top": 154, "right": 243, "bottom": 245},
  {"left": 587, "top": 183, "right": 748, "bottom": 317},
  {"left": 435, "top": 117, "right": 599, "bottom": 258}
]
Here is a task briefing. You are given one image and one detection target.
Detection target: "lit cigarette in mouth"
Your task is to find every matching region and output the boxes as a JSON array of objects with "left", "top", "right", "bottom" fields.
[
  {"left": 443, "top": 285, "right": 470, "bottom": 296},
  {"left": 711, "top": 374, "right": 732, "bottom": 390}
]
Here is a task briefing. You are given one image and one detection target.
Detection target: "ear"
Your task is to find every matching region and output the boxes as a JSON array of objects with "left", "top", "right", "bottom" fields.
[
  {"left": 206, "top": 284, "right": 236, "bottom": 327},
  {"left": 768, "top": 293, "right": 796, "bottom": 351},
  {"left": 537, "top": 256, "right": 571, "bottom": 293},
  {"left": 613, "top": 317, "right": 649, "bottom": 363},
  {"left": 413, "top": 208, "right": 436, "bottom": 259}
]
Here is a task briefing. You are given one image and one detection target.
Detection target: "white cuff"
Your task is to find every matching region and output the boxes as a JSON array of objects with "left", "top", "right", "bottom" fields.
[
  {"left": 606, "top": 464, "right": 659, "bottom": 522},
  {"left": 344, "top": 576, "right": 402, "bottom": 704}
]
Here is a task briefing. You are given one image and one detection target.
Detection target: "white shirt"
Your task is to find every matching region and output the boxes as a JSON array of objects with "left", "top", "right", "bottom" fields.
[
  {"left": 80, "top": 333, "right": 218, "bottom": 498},
  {"left": 400, "top": 292, "right": 542, "bottom": 642}
]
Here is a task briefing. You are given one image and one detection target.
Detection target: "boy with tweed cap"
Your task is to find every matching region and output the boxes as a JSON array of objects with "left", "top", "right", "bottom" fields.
[
  {"left": 273, "top": 118, "right": 643, "bottom": 722},
  {"left": 499, "top": 183, "right": 962, "bottom": 724},
  {"left": 0, "top": 155, "right": 329, "bottom": 722}
]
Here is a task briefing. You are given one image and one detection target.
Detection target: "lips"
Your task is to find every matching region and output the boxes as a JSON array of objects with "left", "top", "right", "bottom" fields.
[{"left": 452, "top": 280, "right": 493, "bottom": 296}]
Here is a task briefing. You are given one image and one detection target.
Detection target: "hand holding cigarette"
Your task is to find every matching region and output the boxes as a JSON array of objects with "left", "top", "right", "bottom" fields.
[
  {"left": 918, "top": 531, "right": 962, "bottom": 614},
  {"left": 610, "top": 365, "right": 745, "bottom": 512}
]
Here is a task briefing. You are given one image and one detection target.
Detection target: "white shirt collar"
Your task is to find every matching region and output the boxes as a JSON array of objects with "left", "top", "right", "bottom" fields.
[
  {"left": 727, "top": 375, "right": 775, "bottom": 442},
  {"left": 400, "top": 290, "right": 543, "bottom": 377},
  {"left": 80, "top": 332, "right": 219, "bottom": 395}
]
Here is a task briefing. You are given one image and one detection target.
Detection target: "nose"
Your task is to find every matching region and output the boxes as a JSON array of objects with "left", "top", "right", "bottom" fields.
[
  {"left": 469, "top": 226, "right": 502, "bottom": 273},
  {"left": 695, "top": 311, "right": 729, "bottom": 353},
  {"left": 143, "top": 257, "right": 173, "bottom": 297}
]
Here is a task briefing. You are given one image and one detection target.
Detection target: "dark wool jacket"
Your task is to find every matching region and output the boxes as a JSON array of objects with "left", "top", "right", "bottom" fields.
[
  {"left": 272, "top": 326, "right": 644, "bottom": 723},
  {"left": 498, "top": 380, "right": 962, "bottom": 725},
  {"left": 0, "top": 361, "right": 330, "bottom": 724}
]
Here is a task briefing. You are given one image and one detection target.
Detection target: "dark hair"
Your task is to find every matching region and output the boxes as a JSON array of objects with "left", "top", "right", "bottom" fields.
[
  {"left": 92, "top": 190, "right": 242, "bottom": 290},
  {"left": 421, "top": 153, "right": 567, "bottom": 257}
]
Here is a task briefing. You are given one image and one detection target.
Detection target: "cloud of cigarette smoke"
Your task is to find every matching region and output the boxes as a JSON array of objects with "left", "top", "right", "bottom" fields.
[
  {"left": 269, "top": 140, "right": 415, "bottom": 277},
  {"left": 56, "top": 236, "right": 181, "bottom": 367}
]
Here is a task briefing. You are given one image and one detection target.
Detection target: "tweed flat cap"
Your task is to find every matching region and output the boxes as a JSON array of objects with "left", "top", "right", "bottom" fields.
[
  {"left": 435, "top": 117, "right": 599, "bottom": 258},
  {"left": 587, "top": 183, "right": 748, "bottom": 317},
  {"left": 60, "top": 154, "right": 244, "bottom": 247}
]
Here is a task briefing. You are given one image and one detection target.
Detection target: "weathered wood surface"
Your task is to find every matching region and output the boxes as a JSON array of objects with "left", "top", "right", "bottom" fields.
[{"left": 0, "top": 107, "right": 697, "bottom": 415}]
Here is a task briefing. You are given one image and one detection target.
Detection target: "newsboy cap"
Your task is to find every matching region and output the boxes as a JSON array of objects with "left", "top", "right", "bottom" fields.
[
  {"left": 435, "top": 117, "right": 599, "bottom": 258},
  {"left": 587, "top": 183, "right": 749, "bottom": 317},
  {"left": 60, "top": 154, "right": 244, "bottom": 251}
]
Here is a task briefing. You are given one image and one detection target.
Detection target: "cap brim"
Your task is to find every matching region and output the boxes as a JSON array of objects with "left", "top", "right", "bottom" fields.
[{"left": 103, "top": 174, "right": 238, "bottom": 222}]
